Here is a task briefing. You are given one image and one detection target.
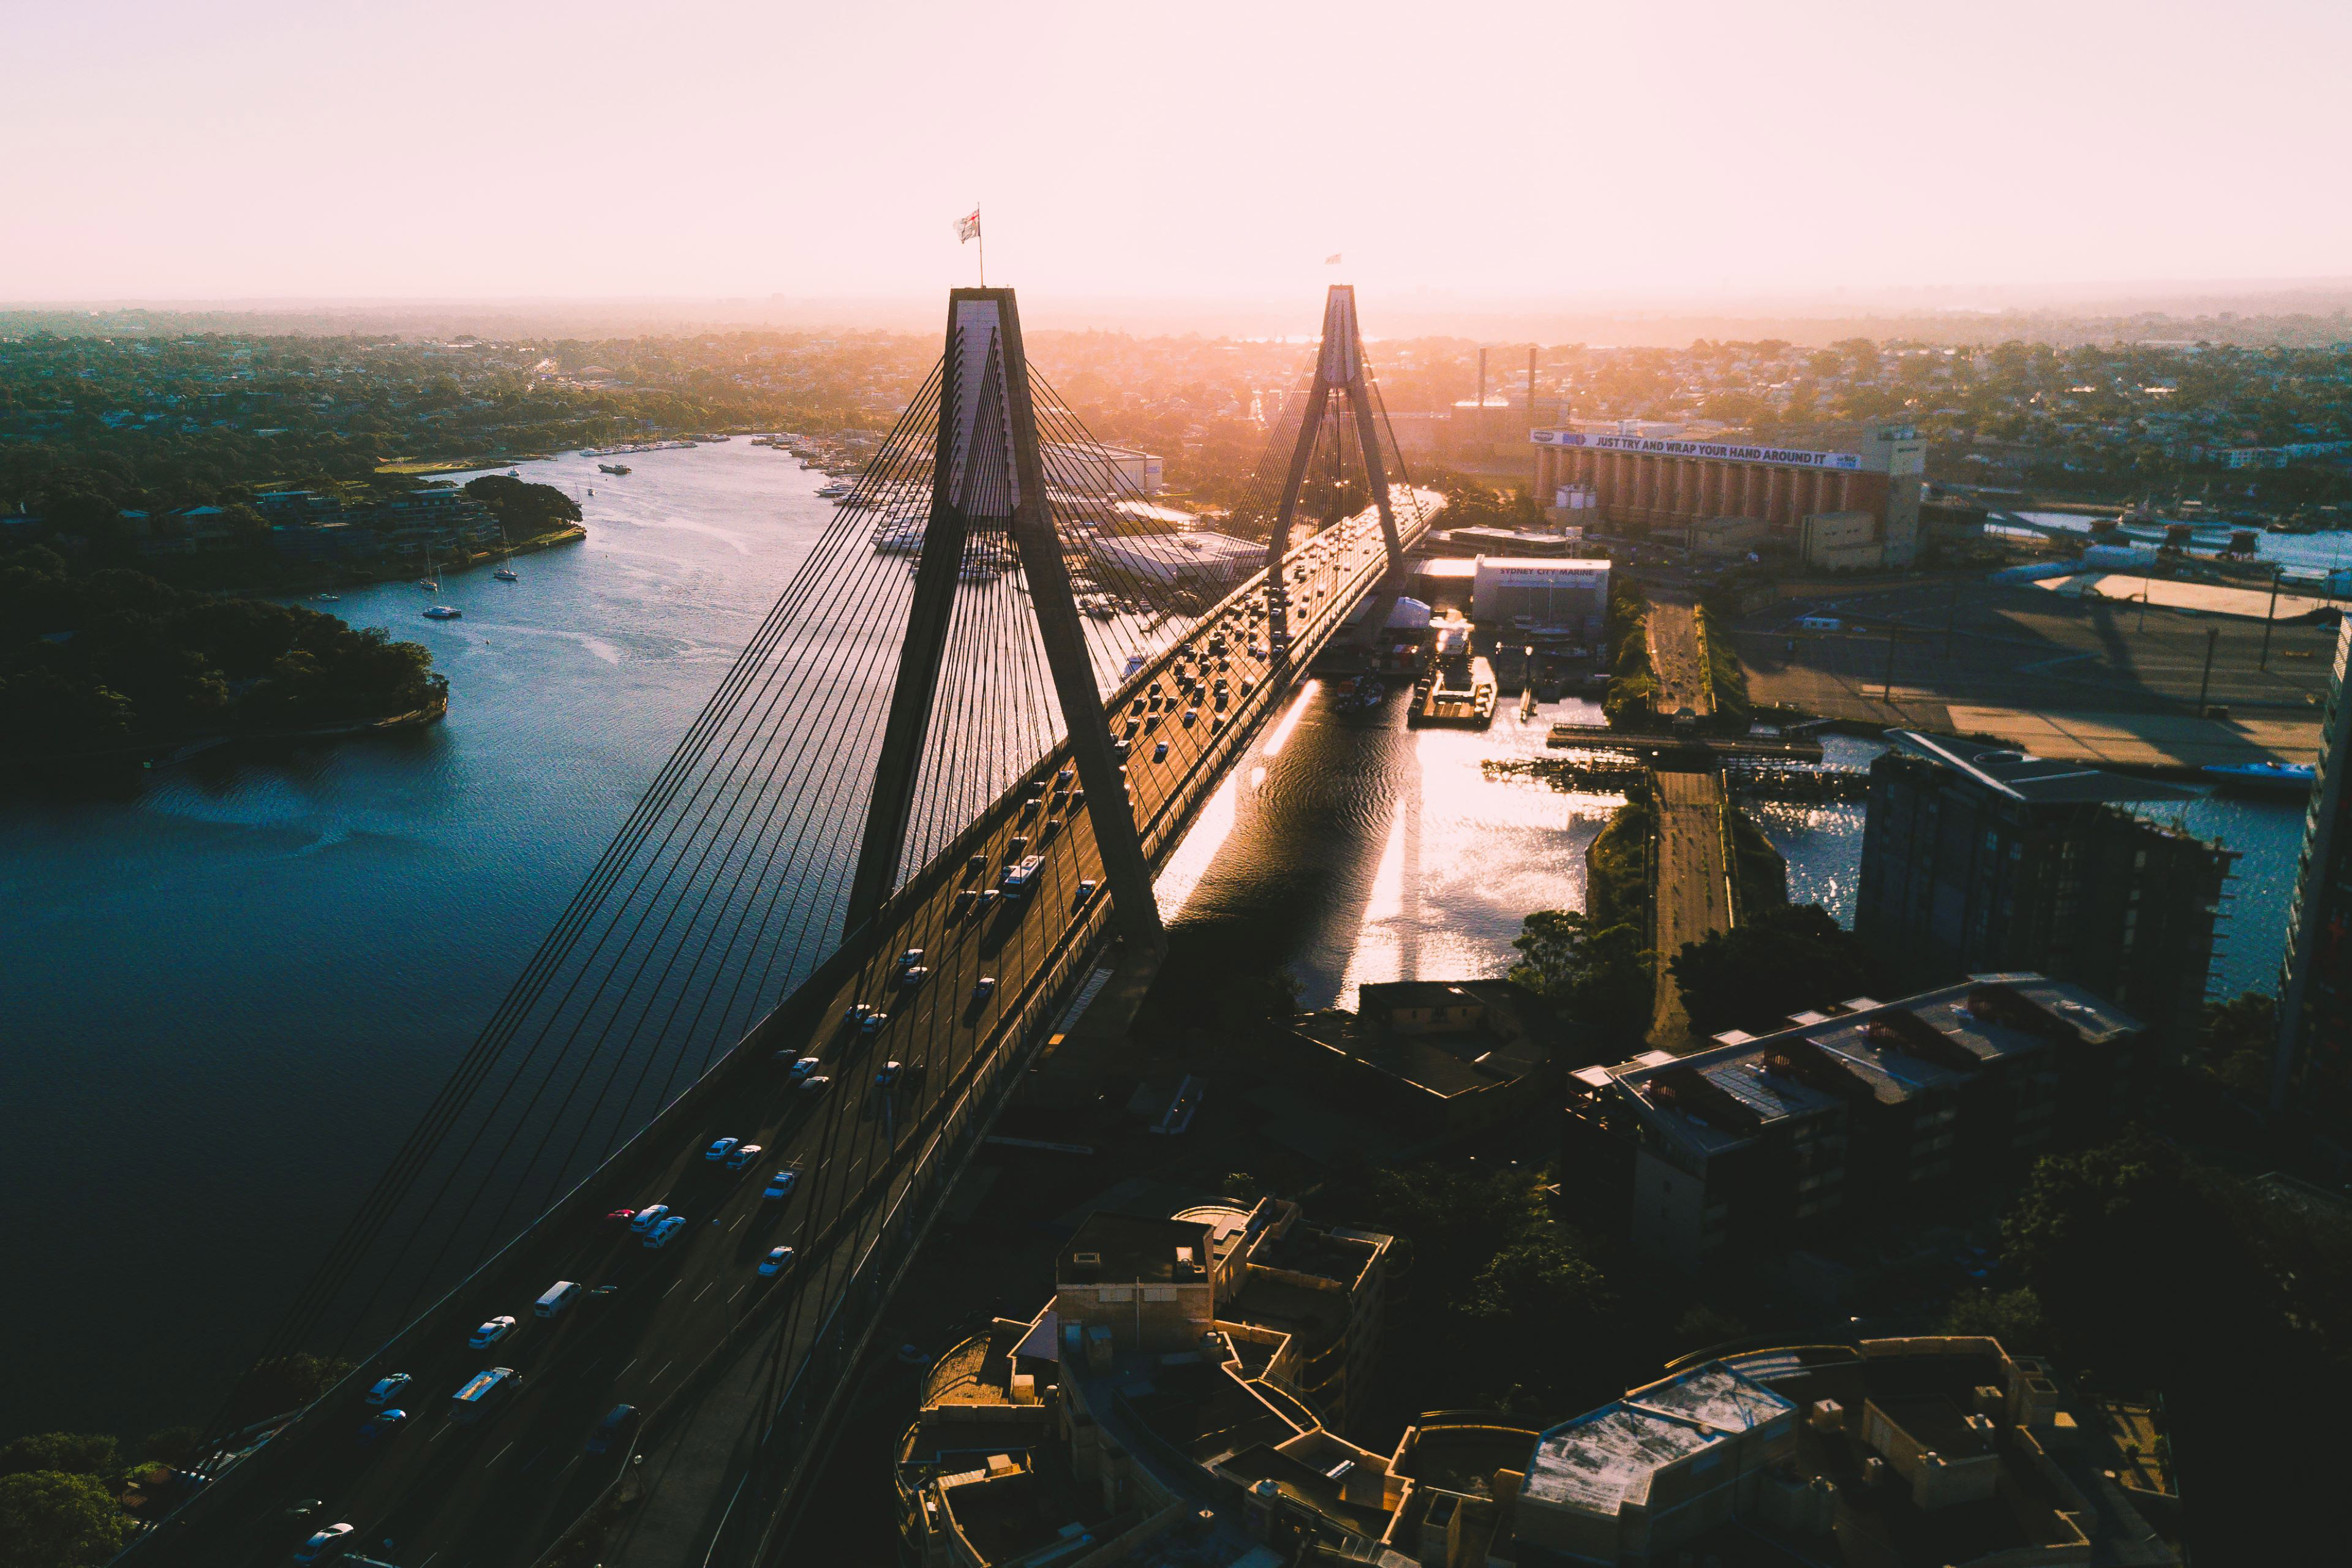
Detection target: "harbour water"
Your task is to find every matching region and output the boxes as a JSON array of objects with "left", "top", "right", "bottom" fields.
[{"left": 0, "top": 447, "right": 2320, "bottom": 1444}]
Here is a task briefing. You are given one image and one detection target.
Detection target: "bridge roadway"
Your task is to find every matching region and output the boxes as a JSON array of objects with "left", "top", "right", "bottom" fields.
[{"left": 160, "top": 497, "right": 1427, "bottom": 1568}]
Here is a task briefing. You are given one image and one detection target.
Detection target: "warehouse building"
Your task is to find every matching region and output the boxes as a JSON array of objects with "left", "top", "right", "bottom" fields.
[
  {"left": 1469, "top": 556, "right": 1611, "bottom": 638},
  {"left": 1531, "top": 421, "right": 1926, "bottom": 566}
]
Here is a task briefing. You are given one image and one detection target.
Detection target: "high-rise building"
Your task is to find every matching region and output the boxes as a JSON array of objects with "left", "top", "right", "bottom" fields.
[
  {"left": 2274, "top": 618, "right": 2352, "bottom": 1136},
  {"left": 1853, "top": 732, "right": 2231, "bottom": 1058}
]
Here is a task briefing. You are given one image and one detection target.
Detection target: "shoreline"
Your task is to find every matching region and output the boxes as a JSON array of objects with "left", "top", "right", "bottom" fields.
[
  {"left": 10, "top": 694, "right": 450, "bottom": 778},
  {"left": 273, "top": 522, "right": 587, "bottom": 601}
]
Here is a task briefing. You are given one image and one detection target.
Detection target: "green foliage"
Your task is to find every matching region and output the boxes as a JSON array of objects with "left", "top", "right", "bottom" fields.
[
  {"left": 133, "top": 1428, "right": 203, "bottom": 1469},
  {"left": 462, "top": 475, "right": 582, "bottom": 537},
  {"left": 0, "top": 1471, "right": 129, "bottom": 1568},
  {"left": 2188, "top": 991, "right": 2274, "bottom": 1098},
  {"left": 1422, "top": 470, "right": 1545, "bottom": 532},
  {"left": 0, "top": 1437, "right": 114, "bottom": 1482},
  {"left": 1319, "top": 1159, "right": 1626, "bottom": 1419},
  {"left": 1584, "top": 801, "right": 1653, "bottom": 930},
  {"left": 1694, "top": 605, "right": 1750, "bottom": 730},
  {"left": 1725, "top": 808, "right": 1787, "bottom": 918},
  {"left": 1667, "top": 903, "right": 1877, "bottom": 1035},
  {"left": 1510, "top": 909, "right": 1653, "bottom": 1049},
  {"left": 1938, "top": 1287, "right": 2051, "bottom": 1353},
  {"left": 0, "top": 547, "right": 443, "bottom": 758},
  {"left": 1602, "top": 590, "right": 1655, "bottom": 728}
]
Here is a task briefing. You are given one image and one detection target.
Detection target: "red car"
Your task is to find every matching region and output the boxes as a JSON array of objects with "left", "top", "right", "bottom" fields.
[{"left": 606, "top": 1208, "right": 638, "bottom": 1222}]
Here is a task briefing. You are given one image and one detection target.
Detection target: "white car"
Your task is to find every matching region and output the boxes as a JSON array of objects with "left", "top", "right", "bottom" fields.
[
  {"left": 292, "top": 1523, "right": 354, "bottom": 1564},
  {"left": 630, "top": 1204, "right": 671, "bottom": 1234},
  {"left": 469, "top": 1316, "right": 516, "bottom": 1349},
  {"left": 706, "top": 1137, "right": 739, "bottom": 1162},
  {"left": 897, "top": 948, "right": 924, "bottom": 969},
  {"left": 799, "top": 1074, "right": 832, "bottom": 1096},
  {"left": 725, "top": 1142, "right": 763, "bottom": 1171},
  {"left": 763, "top": 1170, "right": 799, "bottom": 1201},
  {"left": 874, "top": 1061, "right": 902, "bottom": 1088},
  {"left": 971, "top": 976, "right": 996, "bottom": 1004},
  {"left": 758, "top": 1246, "right": 797, "bottom": 1278},
  {"left": 787, "top": 1056, "right": 821, "bottom": 1081},
  {"left": 897, "top": 965, "right": 930, "bottom": 990},
  {"left": 858, "top": 1009, "right": 889, "bottom": 1035},
  {"left": 644, "top": 1215, "right": 688, "bottom": 1250},
  {"left": 363, "top": 1373, "right": 411, "bottom": 1407}
]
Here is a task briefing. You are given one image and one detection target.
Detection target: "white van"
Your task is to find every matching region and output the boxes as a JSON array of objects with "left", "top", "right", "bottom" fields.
[{"left": 535, "top": 1280, "right": 582, "bottom": 1319}]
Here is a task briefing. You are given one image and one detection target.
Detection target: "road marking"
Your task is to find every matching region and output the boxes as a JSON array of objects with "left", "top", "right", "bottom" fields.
[
  {"left": 728, "top": 1215, "right": 744, "bottom": 1232},
  {"left": 654, "top": 1359, "right": 675, "bottom": 1382},
  {"left": 695, "top": 1281, "right": 714, "bottom": 1302},
  {"left": 664, "top": 1280, "right": 680, "bottom": 1296},
  {"left": 731, "top": 1284, "right": 748, "bottom": 1303},
  {"left": 518, "top": 1446, "right": 546, "bottom": 1473},
  {"left": 429, "top": 1422, "right": 450, "bottom": 1442},
  {"left": 491, "top": 1441, "right": 514, "bottom": 1465},
  {"left": 619, "top": 1356, "right": 639, "bottom": 1378},
  {"left": 559, "top": 1457, "right": 578, "bottom": 1479}
]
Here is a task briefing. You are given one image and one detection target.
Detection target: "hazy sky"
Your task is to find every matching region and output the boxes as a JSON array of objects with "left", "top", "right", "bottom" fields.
[{"left": 7, "top": 0, "right": 2348, "bottom": 306}]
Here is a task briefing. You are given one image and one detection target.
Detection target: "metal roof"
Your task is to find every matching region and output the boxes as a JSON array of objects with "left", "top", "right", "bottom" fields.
[{"left": 1884, "top": 729, "right": 2199, "bottom": 804}]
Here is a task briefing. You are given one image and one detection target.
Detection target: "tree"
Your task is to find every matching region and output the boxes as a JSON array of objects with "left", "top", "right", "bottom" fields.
[
  {"left": 1668, "top": 904, "right": 1878, "bottom": 1035},
  {"left": 0, "top": 1471, "right": 129, "bottom": 1568},
  {"left": 0, "top": 1438, "right": 114, "bottom": 1482},
  {"left": 1939, "top": 1287, "right": 2050, "bottom": 1353},
  {"left": 2190, "top": 992, "right": 2274, "bottom": 1098},
  {"left": 1511, "top": 910, "right": 1652, "bottom": 1049}
]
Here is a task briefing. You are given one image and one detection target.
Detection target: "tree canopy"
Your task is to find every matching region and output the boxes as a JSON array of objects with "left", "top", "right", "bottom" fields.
[
  {"left": 1667, "top": 903, "right": 1879, "bottom": 1036},
  {"left": 0, "top": 1471, "right": 129, "bottom": 1568},
  {"left": 1510, "top": 908, "right": 1652, "bottom": 1049}
]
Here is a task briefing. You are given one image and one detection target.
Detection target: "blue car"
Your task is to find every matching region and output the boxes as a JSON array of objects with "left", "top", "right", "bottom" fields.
[{"left": 357, "top": 1408, "right": 409, "bottom": 1445}]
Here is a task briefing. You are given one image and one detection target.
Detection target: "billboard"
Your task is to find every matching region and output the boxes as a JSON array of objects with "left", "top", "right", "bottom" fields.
[{"left": 1531, "top": 429, "right": 1864, "bottom": 472}]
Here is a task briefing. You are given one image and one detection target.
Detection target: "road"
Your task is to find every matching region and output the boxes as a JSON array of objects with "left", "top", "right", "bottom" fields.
[
  {"left": 154, "top": 499, "right": 1420, "bottom": 1568},
  {"left": 1646, "top": 595, "right": 1714, "bottom": 718},
  {"left": 1649, "top": 767, "right": 1733, "bottom": 1052}
]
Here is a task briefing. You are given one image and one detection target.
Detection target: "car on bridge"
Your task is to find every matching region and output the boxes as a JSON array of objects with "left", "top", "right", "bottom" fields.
[
  {"left": 364, "top": 1373, "right": 410, "bottom": 1407},
  {"left": 356, "top": 1407, "right": 409, "bottom": 1446},
  {"left": 292, "top": 1523, "right": 354, "bottom": 1563},
  {"left": 758, "top": 1246, "right": 797, "bottom": 1278},
  {"left": 705, "top": 1137, "right": 739, "bottom": 1162},
  {"left": 898, "top": 965, "right": 930, "bottom": 989},
  {"left": 644, "top": 1215, "right": 688, "bottom": 1250},
  {"left": 1000, "top": 855, "right": 1045, "bottom": 898},
  {"left": 786, "top": 1055, "right": 822, "bottom": 1081},
  {"left": 763, "top": 1169, "right": 799, "bottom": 1200},
  {"left": 858, "top": 1008, "right": 889, "bottom": 1034},
  {"left": 469, "top": 1316, "right": 516, "bottom": 1349},
  {"left": 1074, "top": 880, "right": 1098, "bottom": 910},
  {"left": 874, "top": 1061, "right": 902, "bottom": 1088},
  {"left": 971, "top": 976, "right": 995, "bottom": 1004},
  {"left": 585, "top": 1403, "right": 640, "bottom": 1455},
  {"left": 799, "top": 1074, "right": 832, "bottom": 1096},
  {"left": 724, "top": 1142, "right": 763, "bottom": 1171},
  {"left": 1153, "top": 741, "right": 1169, "bottom": 762},
  {"left": 629, "top": 1204, "right": 671, "bottom": 1232}
]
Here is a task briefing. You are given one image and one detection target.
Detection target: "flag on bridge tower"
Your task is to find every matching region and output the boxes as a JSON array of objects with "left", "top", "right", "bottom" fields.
[
  {"left": 954, "top": 208, "right": 981, "bottom": 243},
  {"left": 1324, "top": 253, "right": 1342, "bottom": 265}
]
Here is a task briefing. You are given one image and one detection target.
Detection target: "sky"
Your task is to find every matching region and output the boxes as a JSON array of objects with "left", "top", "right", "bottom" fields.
[{"left": 5, "top": 0, "right": 2349, "bottom": 309}]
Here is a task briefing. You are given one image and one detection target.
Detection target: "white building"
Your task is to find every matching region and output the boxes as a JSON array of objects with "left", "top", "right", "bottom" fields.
[{"left": 1469, "top": 556, "right": 1611, "bottom": 637}]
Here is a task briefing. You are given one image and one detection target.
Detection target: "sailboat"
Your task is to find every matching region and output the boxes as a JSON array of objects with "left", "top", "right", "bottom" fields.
[{"left": 492, "top": 519, "right": 519, "bottom": 582}]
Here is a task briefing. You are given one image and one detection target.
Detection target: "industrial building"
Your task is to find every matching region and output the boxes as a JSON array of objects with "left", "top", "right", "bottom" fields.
[
  {"left": 1565, "top": 973, "right": 2150, "bottom": 1271},
  {"left": 1042, "top": 439, "right": 1163, "bottom": 495},
  {"left": 1530, "top": 421, "right": 1927, "bottom": 566},
  {"left": 1467, "top": 556, "right": 1611, "bottom": 638},
  {"left": 2275, "top": 616, "right": 2352, "bottom": 1142},
  {"left": 1087, "top": 527, "right": 1261, "bottom": 587},
  {"left": 1853, "top": 731, "right": 2232, "bottom": 1057}
]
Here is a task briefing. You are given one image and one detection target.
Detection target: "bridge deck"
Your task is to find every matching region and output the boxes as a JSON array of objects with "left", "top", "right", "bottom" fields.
[{"left": 151, "top": 496, "right": 1428, "bottom": 1568}]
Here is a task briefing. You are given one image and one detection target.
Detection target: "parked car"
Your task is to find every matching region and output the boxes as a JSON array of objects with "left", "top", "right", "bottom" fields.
[
  {"left": 644, "top": 1215, "right": 688, "bottom": 1250},
  {"left": 363, "top": 1373, "right": 411, "bottom": 1407},
  {"left": 469, "top": 1316, "right": 516, "bottom": 1349},
  {"left": 758, "top": 1246, "right": 797, "bottom": 1278}
]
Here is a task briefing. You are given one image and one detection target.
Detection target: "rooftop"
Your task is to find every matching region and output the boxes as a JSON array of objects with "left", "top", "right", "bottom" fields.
[
  {"left": 1882, "top": 729, "right": 2198, "bottom": 805},
  {"left": 1058, "top": 1212, "right": 1215, "bottom": 1287}
]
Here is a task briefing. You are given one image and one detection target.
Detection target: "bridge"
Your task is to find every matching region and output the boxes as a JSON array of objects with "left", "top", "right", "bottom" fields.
[{"left": 130, "top": 285, "right": 1434, "bottom": 1568}]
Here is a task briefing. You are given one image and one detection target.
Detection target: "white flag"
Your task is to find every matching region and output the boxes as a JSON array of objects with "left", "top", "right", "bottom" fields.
[
  {"left": 955, "top": 208, "right": 982, "bottom": 243},
  {"left": 1325, "top": 253, "right": 1342, "bottom": 265}
]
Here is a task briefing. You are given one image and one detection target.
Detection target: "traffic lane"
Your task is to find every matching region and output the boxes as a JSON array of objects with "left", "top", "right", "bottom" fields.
[{"left": 224, "top": 518, "right": 1388, "bottom": 1556}]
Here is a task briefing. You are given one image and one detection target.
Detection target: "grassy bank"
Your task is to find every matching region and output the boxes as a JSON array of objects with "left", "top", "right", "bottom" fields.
[{"left": 1586, "top": 796, "right": 1653, "bottom": 930}]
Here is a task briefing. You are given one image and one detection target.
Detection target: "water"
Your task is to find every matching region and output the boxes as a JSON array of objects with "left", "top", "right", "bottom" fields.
[
  {"left": 0, "top": 442, "right": 837, "bottom": 1443},
  {"left": 2012, "top": 510, "right": 2352, "bottom": 577},
  {"left": 1751, "top": 735, "right": 2307, "bottom": 1001},
  {"left": 0, "top": 447, "right": 1606, "bottom": 1446}
]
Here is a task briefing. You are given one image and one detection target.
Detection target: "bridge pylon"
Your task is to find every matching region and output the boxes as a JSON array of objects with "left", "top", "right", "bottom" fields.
[
  {"left": 1263, "top": 284, "right": 1409, "bottom": 657},
  {"left": 845, "top": 287, "right": 1164, "bottom": 956}
]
